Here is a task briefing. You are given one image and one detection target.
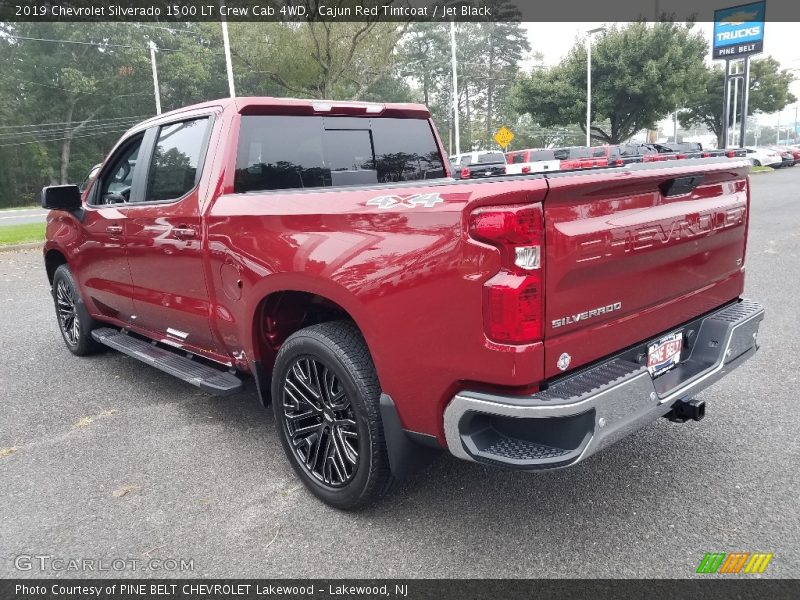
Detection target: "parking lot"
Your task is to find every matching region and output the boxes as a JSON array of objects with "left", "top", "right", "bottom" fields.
[{"left": 0, "top": 167, "right": 798, "bottom": 579}]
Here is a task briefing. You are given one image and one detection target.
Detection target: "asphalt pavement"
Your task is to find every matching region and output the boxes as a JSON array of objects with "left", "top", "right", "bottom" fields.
[
  {"left": 0, "top": 207, "right": 48, "bottom": 226},
  {"left": 0, "top": 168, "right": 798, "bottom": 579}
]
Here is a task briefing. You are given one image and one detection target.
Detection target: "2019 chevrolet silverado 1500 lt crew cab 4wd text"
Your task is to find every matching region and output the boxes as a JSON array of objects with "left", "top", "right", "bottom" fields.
[{"left": 42, "top": 97, "right": 764, "bottom": 509}]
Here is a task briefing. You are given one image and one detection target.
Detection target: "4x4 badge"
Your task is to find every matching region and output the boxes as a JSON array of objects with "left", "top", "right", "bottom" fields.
[{"left": 367, "top": 192, "right": 443, "bottom": 209}]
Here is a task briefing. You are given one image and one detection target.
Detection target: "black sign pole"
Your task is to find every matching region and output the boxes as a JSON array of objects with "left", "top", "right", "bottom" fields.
[
  {"left": 722, "top": 59, "right": 731, "bottom": 149},
  {"left": 740, "top": 55, "right": 751, "bottom": 148}
]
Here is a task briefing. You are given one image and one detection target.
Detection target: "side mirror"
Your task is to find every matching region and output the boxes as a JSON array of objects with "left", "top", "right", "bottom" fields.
[{"left": 41, "top": 185, "right": 82, "bottom": 211}]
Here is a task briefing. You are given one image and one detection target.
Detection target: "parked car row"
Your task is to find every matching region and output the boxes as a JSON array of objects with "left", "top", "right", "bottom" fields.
[
  {"left": 747, "top": 145, "right": 800, "bottom": 168},
  {"left": 450, "top": 141, "right": 780, "bottom": 180},
  {"left": 493, "top": 143, "right": 745, "bottom": 179}
]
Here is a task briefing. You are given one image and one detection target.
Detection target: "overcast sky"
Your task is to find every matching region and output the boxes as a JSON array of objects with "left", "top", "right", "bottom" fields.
[{"left": 520, "top": 21, "right": 800, "bottom": 131}]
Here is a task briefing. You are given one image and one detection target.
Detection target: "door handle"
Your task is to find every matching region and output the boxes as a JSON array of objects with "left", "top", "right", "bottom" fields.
[
  {"left": 173, "top": 226, "right": 197, "bottom": 240},
  {"left": 106, "top": 225, "right": 123, "bottom": 235}
]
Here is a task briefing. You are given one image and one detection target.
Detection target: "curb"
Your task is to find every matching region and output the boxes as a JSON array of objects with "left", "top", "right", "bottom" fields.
[{"left": 0, "top": 242, "right": 44, "bottom": 253}]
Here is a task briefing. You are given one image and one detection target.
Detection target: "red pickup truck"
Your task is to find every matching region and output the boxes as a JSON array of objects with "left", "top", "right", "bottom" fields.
[{"left": 42, "top": 97, "right": 764, "bottom": 509}]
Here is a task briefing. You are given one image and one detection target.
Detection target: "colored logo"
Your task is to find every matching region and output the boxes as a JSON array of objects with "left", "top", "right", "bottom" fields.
[
  {"left": 696, "top": 552, "right": 773, "bottom": 574},
  {"left": 366, "top": 192, "right": 443, "bottom": 209},
  {"left": 712, "top": 1, "right": 765, "bottom": 59}
]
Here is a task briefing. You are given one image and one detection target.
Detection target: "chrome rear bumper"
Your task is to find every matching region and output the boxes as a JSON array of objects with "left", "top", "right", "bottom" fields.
[{"left": 443, "top": 299, "right": 764, "bottom": 469}]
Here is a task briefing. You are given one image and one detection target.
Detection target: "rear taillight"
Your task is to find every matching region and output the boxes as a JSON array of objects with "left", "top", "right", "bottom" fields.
[
  {"left": 522, "top": 166, "right": 531, "bottom": 174},
  {"left": 614, "top": 159, "right": 624, "bottom": 166},
  {"left": 726, "top": 150, "right": 736, "bottom": 158},
  {"left": 460, "top": 167, "right": 471, "bottom": 179},
  {"left": 677, "top": 153, "right": 686, "bottom": 159},
  {"left": 469, "top": 204, "right": 544, "bottom": 343},
  {"left": 702, "top": 151, "right": 711, "bottom": 158}
]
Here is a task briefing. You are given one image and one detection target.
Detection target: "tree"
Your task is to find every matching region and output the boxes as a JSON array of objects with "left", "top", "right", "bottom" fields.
[
  {"left": 679, "top": 58, "right": 796, "bottom": 147},
  {"left": 397, "top": 3, "right": 530, "bottom": 152},
  {"left": 0, "top": 22, "right": 224, "bottom": 191},
  {"left": 230, "top": 3, "right": 410, "bottom": 100},
  {"left": 512, "top": 21, "right": 708, "bottom": 144}
]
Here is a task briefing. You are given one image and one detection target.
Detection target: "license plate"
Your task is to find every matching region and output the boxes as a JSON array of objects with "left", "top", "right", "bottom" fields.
[{"left": 647, "top": 331, "right": 683, "bottom": 377}]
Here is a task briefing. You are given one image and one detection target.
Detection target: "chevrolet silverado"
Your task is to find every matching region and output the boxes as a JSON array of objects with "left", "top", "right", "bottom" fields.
[{"left": 41, "top": 97, "right": 764, "bottom": 509}]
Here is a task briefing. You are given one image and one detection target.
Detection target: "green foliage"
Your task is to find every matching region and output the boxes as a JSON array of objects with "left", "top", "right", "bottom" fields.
[
  {"left": 512, "top": 21, "right": 708, "bottom": 144},
  {"left": 397, "top": 0, "right": 530, "bottom": 153},
  {"left": 0, "top": 21, "right": 226, "bottom": 202},
  {"left": 679, "top": 58, "right": 796, "bottom": 147},
  {"left": 229, "top": 16, "right": 409, "bottom": 100}
]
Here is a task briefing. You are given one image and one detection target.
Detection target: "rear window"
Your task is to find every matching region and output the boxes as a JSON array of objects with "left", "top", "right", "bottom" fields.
[
  {"left": 234, "top": 116, "right": 446, "bottom": 192},
  {"left": 553, "top": 147, "right": 590, "bottom": 160},
  {"left": 477, "top": 152, "right": 505, "bottom": 164},
  {"left": 529, "top": 150, "right": 555, "bottom": 161},
  {"left": 508, "top": 152, "right": 527, "bottom": 164},
  {"left": 568, "top": 147, "right": 591, "bottom": 159}
]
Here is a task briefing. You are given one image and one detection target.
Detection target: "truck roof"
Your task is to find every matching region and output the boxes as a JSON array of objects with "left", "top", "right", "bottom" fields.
[{"left": 135, "top": 96, "right": 431, "bottom": 130}]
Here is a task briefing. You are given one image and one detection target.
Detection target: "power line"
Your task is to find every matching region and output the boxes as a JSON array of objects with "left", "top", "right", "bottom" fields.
[
  {"left": 0, "top": 119, "right": 142, "bottom": 139},
  {"left": 5, "top": 34, "right": 223, "bottom": 55},
  {"left": 0, "top": 128, "right": 131, "bottom": 149},
  {"left": 0, "top": 115, "right": 151, "bottom": 131}
]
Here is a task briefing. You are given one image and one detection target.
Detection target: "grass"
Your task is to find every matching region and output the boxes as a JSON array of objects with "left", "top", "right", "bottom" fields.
[
  {"left": 751, "top": 165, "right": 774, "bottom": 173},
  {"left": 0, "top": 222, "right": 46, "bottom": 246},
  {"left": 0, "top": 205, "right": 39, "bottom": 211}
]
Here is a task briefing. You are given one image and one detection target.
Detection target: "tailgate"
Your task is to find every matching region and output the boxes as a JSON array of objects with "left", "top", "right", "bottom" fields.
[{"left": 542, "top": 159, "right": 750, "bottom": 379}]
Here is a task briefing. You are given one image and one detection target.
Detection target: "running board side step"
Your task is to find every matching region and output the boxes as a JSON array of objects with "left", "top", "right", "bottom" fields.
[{"left": 91, "top": 328, "right": 243, "bottom": 396}]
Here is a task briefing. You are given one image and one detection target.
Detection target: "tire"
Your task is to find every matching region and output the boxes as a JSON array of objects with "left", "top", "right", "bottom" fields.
[
  {"left": 51, "top": 264, "right": 102, "bottom": 356},
  {"left": 752, "top": 159, "right": 761, "bottom": 167},
  {"left": 271, "top": 321, "right": 396, "bottom": 509}
]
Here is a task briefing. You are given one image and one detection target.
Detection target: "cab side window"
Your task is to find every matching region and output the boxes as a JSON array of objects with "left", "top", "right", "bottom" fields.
[
  {"left": 94, "top": 136, "right": 143, "bottom": 205},
  {"left": 144, "top": 118, "right": 209, "bottom": 203}
]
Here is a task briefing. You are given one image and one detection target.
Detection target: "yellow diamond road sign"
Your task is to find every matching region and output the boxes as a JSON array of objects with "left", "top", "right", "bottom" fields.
[{"left": 494, "top": 126, "right": 514, "bottom": 149}]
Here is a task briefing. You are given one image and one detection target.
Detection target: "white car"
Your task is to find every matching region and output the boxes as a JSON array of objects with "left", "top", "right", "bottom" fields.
[
  {"left": 745, "top": 147, "right": 783, "bottom": 167},
  {"left": 505, "top": 148, "right": 562, "bottom": 174}
]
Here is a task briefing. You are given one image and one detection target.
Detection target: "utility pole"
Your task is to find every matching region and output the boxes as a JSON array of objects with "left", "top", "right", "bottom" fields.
[
  {"left": 673, "top": 108, "right": 678, "bottom": 143},
  {"left": 220, "top": 1, "right": 236, "bottom": 98},
  {"left": 586, "top": 27, "right": 605, "bottom": 147},
  {"left": 148, "top": 41, "right": 161, "bottom": 115},
  {"left": 450, "top": 19, "right": 460, "bottom": 155}
]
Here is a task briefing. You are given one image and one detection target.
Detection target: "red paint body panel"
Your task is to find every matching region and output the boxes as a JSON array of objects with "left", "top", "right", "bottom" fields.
[
  {"left": 542, "top": 163, "right": 749, "bottom": 378},
  {"left": 45, "top": 97, "right": 753, "bottom": 446}
]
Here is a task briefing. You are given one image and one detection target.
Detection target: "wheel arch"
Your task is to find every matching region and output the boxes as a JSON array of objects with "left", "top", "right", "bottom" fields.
[
  {"left": 44, "top": 247, "right": 69, "bottom": 286},
  {"left": 247, "top": 282, "right": 379, "bottom": 406}
]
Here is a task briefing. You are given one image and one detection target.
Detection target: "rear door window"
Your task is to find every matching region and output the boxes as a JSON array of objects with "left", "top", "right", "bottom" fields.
[
  {"left": 234, "top": 116, "right": 446, "bottom": 192},
  {"left": 144, "top": 118, "right": 210, "bottom": 202}
]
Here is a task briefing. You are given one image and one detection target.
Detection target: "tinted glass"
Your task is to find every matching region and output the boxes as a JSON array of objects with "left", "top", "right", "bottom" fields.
[
  {"left": 568, "top": 147, "right": 591, "bottom": 159},
  {"left": 96, "top": 137, "right": 142, "bottom": 204},
  {"left": 592, "top": 147, "right": 606, "bottom": 157},
  {"left": 234, "top": 116, "right": 446, "bottom": 192},
  {"left": 477, "top": 152, "right": 505, "bottom": 164},
  {"left": 529, "top": 150, "right": 555, "bottom": 161},
  {"left": 145, "top": 118, "right": 209, "bottom": 202},
  {"left": 508, "top": 152, "right": 526, "bottom": 164}
]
